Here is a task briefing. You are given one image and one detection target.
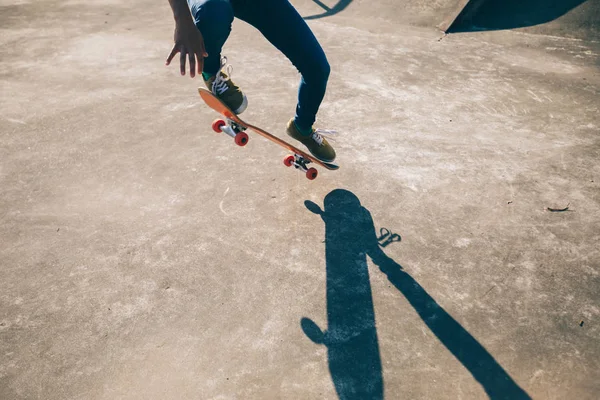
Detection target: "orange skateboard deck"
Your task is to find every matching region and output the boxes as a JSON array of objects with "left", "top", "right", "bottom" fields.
[{"left": 198, "top": 88, "right": 339, "bottom": 180}]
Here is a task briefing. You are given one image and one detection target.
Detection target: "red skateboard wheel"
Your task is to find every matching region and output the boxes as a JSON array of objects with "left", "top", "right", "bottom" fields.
[
  {"left": 234, "top": 132, "right": 249, "bottom": 146},
  {"left": 306, "top": 168, "right": 318, "bottom": 180},
  {"left": 283, "top": 155, "right": 295, "bottom": 167},
  {"left": 212, "top": 119, "right": 226, "bottom": 133}
]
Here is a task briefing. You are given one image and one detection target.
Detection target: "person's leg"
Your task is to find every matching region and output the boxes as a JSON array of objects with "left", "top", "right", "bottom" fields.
[
  {"left": 235, "top": 0, "right": 334, "bottom": 161},
  {"left": 188, "top": 0, "right": 247, "bottom": 113},
  {"left": 235, "top": 0, "right": 330, "bottom": 131}
]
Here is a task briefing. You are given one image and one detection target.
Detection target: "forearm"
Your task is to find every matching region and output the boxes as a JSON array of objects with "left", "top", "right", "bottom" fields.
[{"left": 168, "top": 0, "right": 193, "bottom": 24}]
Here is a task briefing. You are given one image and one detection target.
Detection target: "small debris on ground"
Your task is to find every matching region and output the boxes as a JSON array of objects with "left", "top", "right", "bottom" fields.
[
  {"left": 547, "top": 203, "right": 570, "bottom": 212},
  {"left": 579, "top": 320, "right": 584, "bottom": 327}
]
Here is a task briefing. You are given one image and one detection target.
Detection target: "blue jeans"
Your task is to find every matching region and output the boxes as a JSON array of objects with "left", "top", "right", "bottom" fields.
[{"left": 187, "top": 0, "right": 330, "bottom": 130}]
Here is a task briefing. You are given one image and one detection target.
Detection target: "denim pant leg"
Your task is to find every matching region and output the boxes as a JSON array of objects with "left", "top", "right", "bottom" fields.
[
  {"left": 187, "top": 0, "right": 234, "bottom": 75},
  {"left": 235, "top": 0, "right": 330, "bottom": 130}
]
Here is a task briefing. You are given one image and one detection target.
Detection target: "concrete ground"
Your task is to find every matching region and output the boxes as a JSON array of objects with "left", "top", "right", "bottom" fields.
[{"left": 1, "top": 0, "right": 599, "bottom": 399}]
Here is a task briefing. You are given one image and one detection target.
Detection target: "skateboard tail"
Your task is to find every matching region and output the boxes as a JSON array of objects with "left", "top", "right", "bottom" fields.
[{"left": 198, "top": 88, "right": 236, "bottom": 120}]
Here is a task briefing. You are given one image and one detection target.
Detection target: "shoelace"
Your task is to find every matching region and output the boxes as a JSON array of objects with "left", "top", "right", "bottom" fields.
[
  {"left": 211, "top": 57, "right": 234, "bottom": 95},
  {"left": 311, "top": 128, "right": 337, "bottom": 146}
]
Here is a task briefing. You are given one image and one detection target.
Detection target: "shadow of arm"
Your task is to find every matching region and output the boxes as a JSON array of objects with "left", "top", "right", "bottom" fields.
[
  {"left": 303, "top": 0, "right": 353, "bottom": 20},
  {"left": 369, "top": 247, "right": 530, "bottom": 400}
]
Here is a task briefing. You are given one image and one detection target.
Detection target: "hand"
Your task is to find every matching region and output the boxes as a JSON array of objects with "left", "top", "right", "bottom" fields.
[{"left": 165, "top": 20, "right": 208, "bottom": 78}]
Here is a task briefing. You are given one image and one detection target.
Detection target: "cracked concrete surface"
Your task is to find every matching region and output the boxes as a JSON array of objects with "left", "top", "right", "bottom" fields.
[{"left": 1, "top": 0, "right": 599, "bottom": 399}]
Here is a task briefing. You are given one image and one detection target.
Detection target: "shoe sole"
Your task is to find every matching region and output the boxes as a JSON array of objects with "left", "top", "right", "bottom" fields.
[
  {"left": 311, "top": 154, "right": 335, "bottom": 163},
  {"left": 286, "top": 133, "right": 336, "bottom": 163}
]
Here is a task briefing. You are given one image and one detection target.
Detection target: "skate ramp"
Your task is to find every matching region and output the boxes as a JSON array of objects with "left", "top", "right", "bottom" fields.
[{"left": 447, "top": 0, "right": 600, "bottom": 40}]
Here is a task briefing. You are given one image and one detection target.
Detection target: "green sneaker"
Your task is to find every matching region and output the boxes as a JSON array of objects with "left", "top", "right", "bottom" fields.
[
  {"left": 286, "top": 118, "right": 336, "bottom": 163},
  {"left": 204, "top": 57, "right": 248, "bottom": 114}
]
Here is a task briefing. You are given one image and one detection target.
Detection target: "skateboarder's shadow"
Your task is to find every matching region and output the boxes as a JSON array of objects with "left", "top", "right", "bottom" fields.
[
  {"left": 302, "top": 190, "right": 384, "bottom": 399},
  {"left": 302, "top": 189, "right": 530, "bottom": 400}
]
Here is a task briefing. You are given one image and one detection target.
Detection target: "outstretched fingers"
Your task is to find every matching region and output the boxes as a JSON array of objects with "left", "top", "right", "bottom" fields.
[
  {"left": 189, "top": 52, "right": 196, "bottom": 77},
  {"left": 165, "top": 45, "right": 178, "bottom": 66},
  {"left": 197, "top": 44, "right": 208, "bottom": 75},
  {"left": 165, "top": 38, "right": 207, "bottom": 77},
  {"left": 179, "top": 47, "right": 188, "bottom": 76}
]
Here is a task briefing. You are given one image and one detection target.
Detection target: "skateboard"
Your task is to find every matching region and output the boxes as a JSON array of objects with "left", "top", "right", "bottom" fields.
[{"left": 198, "top": 88, "right": 339, "bottom": 180}]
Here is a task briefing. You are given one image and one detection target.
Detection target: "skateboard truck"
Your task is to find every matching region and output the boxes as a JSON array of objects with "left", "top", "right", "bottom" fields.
[
  {"left": 212, "top": 118, "right": 249, "bottom": 147},
  {"left": 283, "top": 154, "right": 318, "bottom": 180}
]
